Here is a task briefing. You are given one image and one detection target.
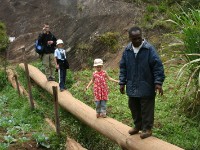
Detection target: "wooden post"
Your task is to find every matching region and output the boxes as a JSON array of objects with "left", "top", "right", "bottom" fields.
[
  {"left": 52, "top": 86, "right": 61, "bottom": 135},
  {"left": 4, "top": 48, "right": 7, "bottom": 79},
  {"left": 14, "top": 74, "right": 20, "bottom": 97},
  {"left": 22, "top": 47, "right": 34, "bottom": 110}
]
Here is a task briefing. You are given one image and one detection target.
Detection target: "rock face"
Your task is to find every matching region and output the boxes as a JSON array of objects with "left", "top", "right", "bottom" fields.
[{"left": 0, "top": 0, "right": 143, "bottom": 69}]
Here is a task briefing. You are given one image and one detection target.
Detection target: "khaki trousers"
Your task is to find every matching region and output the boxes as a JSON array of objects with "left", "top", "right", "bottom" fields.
[{"left": 42, "top": 53, "right": 55, "bottom": 78}]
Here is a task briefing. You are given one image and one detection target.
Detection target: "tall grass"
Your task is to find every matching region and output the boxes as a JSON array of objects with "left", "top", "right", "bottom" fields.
[{"left": 168, "top": 8, "right": 200, "bottom": 117}]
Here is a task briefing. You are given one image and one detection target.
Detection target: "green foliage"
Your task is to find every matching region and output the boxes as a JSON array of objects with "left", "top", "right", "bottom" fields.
[
  {"left": 0, "top": 22, "right": 9, "bottom": 52},
  {"left": 32, "top": 133, "right": 50, "bottom": 148},
  {"left": 69, "top": 67, "right": 200, "bottom": 149},
  {"left": 0, "top": 70, "right": 7, "bottom": 91},
  {"left": 2, "top": 62, "right": 200, "bottom": 149},
  {"left": 154, "top": 66, "right": 200, "bottom": 149},
  {"left": 97, "top": 32, "right": 120, "bottom": 53},
  {"left": 0, "top": 85, "right": 62, "bottom": 149},
  {"left": 169, "top": 8, "right": 200, "bottom": 116},
  {"left": 141, "top": 2, "right": 171, "bottom": 30},
  {"left": 146, "top": 5, "right": 157, "bottom": 13},
  {"left": 75, "top": 42, "right": 93, "bottom": 67}
]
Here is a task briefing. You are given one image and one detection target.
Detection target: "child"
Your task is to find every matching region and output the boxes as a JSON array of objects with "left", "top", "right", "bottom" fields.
[
  {"left": 54, "top": 39, "right": 68, "bottom": 92},
  {"left": 85, "top": 58, "right": 119, "bottom": 118}
]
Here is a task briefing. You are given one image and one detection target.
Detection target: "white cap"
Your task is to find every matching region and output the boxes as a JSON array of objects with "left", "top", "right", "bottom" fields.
[
  {"left": 56, "top": 39, "right": 64, "bottom": 45},
  {"left": 93, "top": 58, "right": 103, "bottom": 66}
]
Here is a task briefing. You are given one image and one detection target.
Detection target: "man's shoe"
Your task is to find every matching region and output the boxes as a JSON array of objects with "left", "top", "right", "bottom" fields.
[
  {"left": 140, "top": 130, "right": 152, "bottom": 139},
  {"left": 128, "top": 128, "right": 139, "bottom": 135}
]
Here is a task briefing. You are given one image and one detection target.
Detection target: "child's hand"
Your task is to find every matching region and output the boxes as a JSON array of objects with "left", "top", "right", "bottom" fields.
[
  {"left": 85, "top": 87, "right": 88, "bottom": 92},
  {"left": 56, "top": 64, "right": 59, "bottom": 69},
  {"left": 47, "top": 41, "right": 54, "bottom": 45}
]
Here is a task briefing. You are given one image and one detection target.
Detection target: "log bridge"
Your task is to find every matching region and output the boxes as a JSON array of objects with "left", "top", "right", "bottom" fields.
[{"left": 19, "top": 63, "right": 183, "bottom": 150}]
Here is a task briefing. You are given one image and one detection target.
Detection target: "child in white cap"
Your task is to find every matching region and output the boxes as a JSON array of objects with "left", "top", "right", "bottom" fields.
[
  {"left": 86, "top": 58, "right": 119, "bottom": 118},
  {"left": 54, "top": 39, "right": 69, "bottom": 92}
]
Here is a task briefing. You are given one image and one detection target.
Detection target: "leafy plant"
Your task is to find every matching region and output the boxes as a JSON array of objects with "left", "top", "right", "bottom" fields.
[
  {"left": 168, "top": 8, "right": 200, "bottom": 116},
  {"left": 3, "top": 135, "right": 17, "bottom": 144},
  {"left": 75, "top": 42, "right": 93, "bottom": 67},
  {"left": 96, "top": 32, "right": 120, "bottom": 53},
  {"left": 32, "top": 133, "right": 50, "bottom": 148},
  {"left": 0, "top": 143, "right": 8, "bottom": 149},
  {"left": 18, "top": 137, "right": 30, "bottom": 143}
]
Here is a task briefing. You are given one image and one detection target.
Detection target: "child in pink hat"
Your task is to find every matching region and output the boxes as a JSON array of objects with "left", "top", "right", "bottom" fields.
[{"left": 86, "top": 58, "right": 119, "bottom": 118}]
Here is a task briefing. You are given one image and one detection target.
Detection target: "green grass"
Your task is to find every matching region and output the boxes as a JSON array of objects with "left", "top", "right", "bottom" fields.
[
  {"left": 12, "top": 62, "right": 120, "bottom": 150},
  {"left": 1, "top": 59, "right": 200, "bottom": 149},
  {"left": 0, "top": 70, "right": 65, "bottom": 149},
  {"left": 68, "top": 65, "right": 200, "bottom": 149},
  {"left": 0, "top": 88, "right": 63, "bottom": 149}
]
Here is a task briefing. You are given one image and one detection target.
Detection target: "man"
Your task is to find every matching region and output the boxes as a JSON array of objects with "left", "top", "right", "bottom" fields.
[
  {"left": 38, "top": 23, "right": 57, "bottom": 81},
  {"left": 119, "top": 26, "right": 165, "bottom": 139}
]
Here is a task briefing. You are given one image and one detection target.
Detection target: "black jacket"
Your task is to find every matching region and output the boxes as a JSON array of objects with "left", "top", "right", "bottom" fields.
[{"left": 38, "top": 32, "right": 57, "bottom": 54}]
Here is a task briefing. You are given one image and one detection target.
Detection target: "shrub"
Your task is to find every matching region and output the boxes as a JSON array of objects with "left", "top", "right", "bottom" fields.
[
  {"left": 96, "top": 32, "right": 120, "bottom": 53},
  {"left": 75, "top": 42, "right": 93, "bottom": 67},
  {"left": 0, "top": 22, "right": 9, "bottom": 52},
  {"left": 0, "top": 70, "right": 7, "bottom": 91}
]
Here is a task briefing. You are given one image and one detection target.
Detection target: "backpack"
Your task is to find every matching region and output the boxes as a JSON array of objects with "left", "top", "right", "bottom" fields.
[{"left": 35, "top": 39, "right": 44, "bottom": 55}]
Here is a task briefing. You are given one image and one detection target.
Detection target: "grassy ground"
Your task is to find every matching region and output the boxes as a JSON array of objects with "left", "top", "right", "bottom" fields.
[
  {"left": 69, "top": 65, "right": 200, "bottom": 150},
  {"left": 0, "top": 61, "right": 199, "bottom": 149},
  {"left": 0, "top": 70, "right": 66, "bottom": 149}
]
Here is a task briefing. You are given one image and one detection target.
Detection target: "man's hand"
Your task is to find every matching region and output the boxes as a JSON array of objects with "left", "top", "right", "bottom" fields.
[
  {"left": 47, "top": 41, "right": 54, "bottom": 45},
  {"left": 43, "top": 27, "right": 46, "bottom": 33},
  {"left": 155, "top": 84, "right": 163, "bottom": 96},
  {"left": 120, "top": 85, "right": 125, "bottom": 94}
]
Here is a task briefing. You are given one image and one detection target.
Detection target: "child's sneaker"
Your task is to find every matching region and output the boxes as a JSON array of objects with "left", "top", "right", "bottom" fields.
[
  {"left": 96, "top": 113, "right": 100, "bottom": 118},
  {"left": 101, "top": 113, "right": 107, "bottom": 118}
]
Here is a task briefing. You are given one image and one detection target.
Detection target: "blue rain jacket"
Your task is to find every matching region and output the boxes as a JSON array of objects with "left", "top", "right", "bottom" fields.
[{"left": 119, "top": 40, "right": 165, "bottom": 97}]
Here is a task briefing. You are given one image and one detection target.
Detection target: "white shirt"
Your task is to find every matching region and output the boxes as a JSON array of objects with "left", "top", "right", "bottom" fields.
[
  {"left": 132, "top": 41, "right": 144, "bottom": 57},
  {"left": 54, "top": 48, "right": 66, "bottom": 60}
]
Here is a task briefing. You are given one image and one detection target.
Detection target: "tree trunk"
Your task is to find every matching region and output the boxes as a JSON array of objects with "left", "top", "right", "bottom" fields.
[{"left": 19, "top": 63, "right": 183, "bottom": 150}]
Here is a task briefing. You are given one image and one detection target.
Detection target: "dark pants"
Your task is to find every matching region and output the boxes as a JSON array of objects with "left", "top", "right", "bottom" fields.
[
  {"left": 58, "top": 68, "right": 67, "bottom": 90},
  {"left": 128, "top": 96, "right": 155, "bottom": 131}
]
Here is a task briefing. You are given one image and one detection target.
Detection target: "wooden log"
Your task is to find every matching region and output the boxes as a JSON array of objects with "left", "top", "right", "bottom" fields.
[
  {"left": 66, "top": 138, "right": 87, "bottom": 150},
  {"left": 19, "top": 63, "right": 183, "bottom": 150}
]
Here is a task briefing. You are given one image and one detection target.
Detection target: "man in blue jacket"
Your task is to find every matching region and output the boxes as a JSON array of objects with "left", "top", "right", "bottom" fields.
[{"left": 119, "top": 26, "right": 165, "bottom": 139}]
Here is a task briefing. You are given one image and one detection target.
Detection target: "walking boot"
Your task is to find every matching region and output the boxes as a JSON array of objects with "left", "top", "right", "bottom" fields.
[
  {"left": 140, "top": 130, "right": 152, "bottom": 139},
  {"left": 128, "top": 128, "right": 139, "bottom": 135}
]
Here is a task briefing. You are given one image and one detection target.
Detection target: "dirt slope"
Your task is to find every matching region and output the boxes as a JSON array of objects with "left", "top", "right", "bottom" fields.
[{"left": 0, "top": 0, "right": 143, "bottom": 69}]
